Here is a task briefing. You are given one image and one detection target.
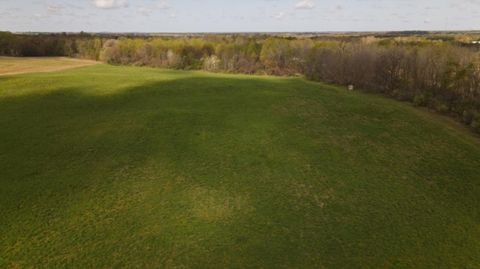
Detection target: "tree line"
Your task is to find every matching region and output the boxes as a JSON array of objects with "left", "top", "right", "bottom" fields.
[{"left": 1, "top": 32, "right": 480, "bottom": 133}]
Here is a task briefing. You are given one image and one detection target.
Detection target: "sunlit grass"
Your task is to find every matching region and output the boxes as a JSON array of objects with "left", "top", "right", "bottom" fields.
[{"left": 1, "top": 63, "right": 479, "bottom": 268}]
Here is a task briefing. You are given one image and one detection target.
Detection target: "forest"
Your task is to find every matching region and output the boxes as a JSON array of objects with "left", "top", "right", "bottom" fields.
[{"left": 1, "top": 31, "right": 479, "bottom": 133}]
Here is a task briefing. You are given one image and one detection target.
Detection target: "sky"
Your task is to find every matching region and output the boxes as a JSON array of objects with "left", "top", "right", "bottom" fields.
[{"left": 0, "top": 0, "right": 479, "bottom": 33}]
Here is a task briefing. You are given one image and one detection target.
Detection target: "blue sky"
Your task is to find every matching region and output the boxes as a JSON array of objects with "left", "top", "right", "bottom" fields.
[{"left": 0, "top": 0, "right": 479, "bottom": 32}]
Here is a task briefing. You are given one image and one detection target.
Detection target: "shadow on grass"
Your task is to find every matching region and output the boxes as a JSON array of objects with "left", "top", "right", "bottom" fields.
[
  {"left": 1, "top": 73, "right": 480, "bottom": 268},
  {"left": 0, "top": 74, "right": 296, "bottom": 194},
  {"left": 1, "top": 75, "right": 337, "bottom": 267}
]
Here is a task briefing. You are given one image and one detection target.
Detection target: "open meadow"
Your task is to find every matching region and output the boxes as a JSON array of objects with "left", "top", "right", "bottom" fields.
[
  {"left": 0, "top": 56, "right": 98, "bottom": 76},
  {"left": 1, "top": 58, "right": 480, "bottom": 268},
  {"left": 0, "top": 56, "right": 97, "bottom": 76}
]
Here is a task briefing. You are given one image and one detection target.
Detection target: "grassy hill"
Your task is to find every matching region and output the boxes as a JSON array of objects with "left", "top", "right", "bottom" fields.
[{"left": 1, "top": 63, "right": 479, "bottom": 268}]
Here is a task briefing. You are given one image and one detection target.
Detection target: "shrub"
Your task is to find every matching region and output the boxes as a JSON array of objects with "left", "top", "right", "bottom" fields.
[
  {"left": 463, "top": 110, "right": 474, "bottom": 125},
  {"left": 413, "top": 94, "right": 427, "bottom": 106},
  {"left": 471, "top": 119, "right": 480, "bottom": 132}
]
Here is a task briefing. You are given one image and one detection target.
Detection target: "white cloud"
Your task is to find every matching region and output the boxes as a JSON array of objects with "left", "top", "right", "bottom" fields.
[
  {"left": 137, "top": 7, "right": 152, "bottom": 16},
  {"left": 137, "top": 0, "right": 172, "bottom": 16},
  {"left": 92, "top": 0, "right": 128, "bottom": 9},
  {"left": 47, "top": 4, "right": 63, "bottom": 13},
  {"left": 157, "top": 0, "right": 170, "bottom": 9},
  {"left": 273, "top": 12, "right": 286, "bottom": 20},
  {"left": 33, "top": 13, "right": 48, "bottom": 19},
  {"left": 295, "top": 0, "right": 315, "bottom": 9}
]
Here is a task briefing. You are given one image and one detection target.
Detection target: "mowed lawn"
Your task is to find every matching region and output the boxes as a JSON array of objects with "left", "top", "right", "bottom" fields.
[
  {"left": 0, "top": 56, "right": 97, "bottom": 76},
  {"left": 1, "top": 62, "right": 480, "bottom": 268}
]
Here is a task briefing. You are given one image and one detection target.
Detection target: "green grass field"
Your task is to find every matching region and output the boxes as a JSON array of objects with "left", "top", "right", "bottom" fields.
[{"left": 1, "top": 62, "right": 480, "bottom": 268}]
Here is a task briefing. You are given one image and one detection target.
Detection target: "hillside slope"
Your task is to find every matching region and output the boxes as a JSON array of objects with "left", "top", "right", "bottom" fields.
[{"left": 1, "top": 64, "right": 479, "bottom": 268}]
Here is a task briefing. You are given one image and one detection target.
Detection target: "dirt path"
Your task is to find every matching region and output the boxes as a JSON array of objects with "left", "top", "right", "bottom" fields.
[{"left": 0, "top": 57, "right": 99, "bottom": 76}]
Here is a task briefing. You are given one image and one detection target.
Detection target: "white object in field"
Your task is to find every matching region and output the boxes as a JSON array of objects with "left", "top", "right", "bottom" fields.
[{"left": 348, "top": 85, "right": 354, "bottom": 91}]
